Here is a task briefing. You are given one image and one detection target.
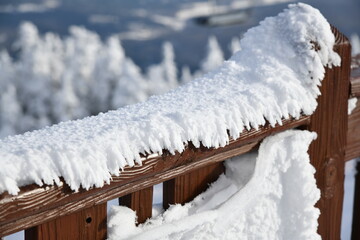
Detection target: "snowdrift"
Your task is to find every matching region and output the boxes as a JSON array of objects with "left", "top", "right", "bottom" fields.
[{"left": 108, "top": 130, "right": 320, "bottom": 240}]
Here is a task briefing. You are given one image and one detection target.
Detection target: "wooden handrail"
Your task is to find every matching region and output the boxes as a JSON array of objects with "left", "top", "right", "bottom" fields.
[{"left": 0, "top": 116, "right": 310, "bottom": 237}]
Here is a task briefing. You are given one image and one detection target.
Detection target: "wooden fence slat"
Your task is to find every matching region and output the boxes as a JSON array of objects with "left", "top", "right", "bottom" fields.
[
  {"left": 351, "top": 160, "right": 360, "bottom": 240},
  {"left": 346, "top": 62, "right": 360, "bottom": 161},
  {"left": 163, "top": 162, "right": 224, "bottom": 209},
  {"left": 306, "top": 27, "right": 350, "bottom": 239},
  {"left": 24, "top": 203, "right": 107, "bottom": 240},
  {"left": 346, "top": 98, "right": 360, "bottom": 161},
  {"left": 350, "top": 54, "right": 360, "bottom": 97},
  {"left": 119, "top": 187, "right": 153, "bottom": 224}
]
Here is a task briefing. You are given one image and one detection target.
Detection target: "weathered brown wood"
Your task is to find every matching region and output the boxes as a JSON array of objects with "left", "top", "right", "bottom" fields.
[
  {"left": 350, "top": 54, "right": 360, "bottom": 97},
  {"left": 25, "top": 203, "right": 107, "bottom": 240},
  {"left": 306, "top": 27, "right": 350, "bottom": 239},
  {"left": 346, "top": 97, "right": 360, "bottom": 161},
  {"left": 0, "top": 116, "right": 309, "bottom": 237},
  {"left": 351, "top": 160, "right": 360, "bottom": 240},
  {"left": 350, "top": 78, "right": 360, "bottom": 98},
  {"left": 119, "top": 187, "right": 153, "bottom": 224},
  {"left": 163, "top": 162, "right": 224, "bottom": 209},
  {"left": 346, "top": 58, "right": 360, "bottom": 161}
]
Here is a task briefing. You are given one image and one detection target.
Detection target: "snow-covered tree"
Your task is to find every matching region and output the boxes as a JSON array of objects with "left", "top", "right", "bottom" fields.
[
  {"left": 351, "top": 34, "right": 360, "bottom": 56},
  {"left": 229, "top": 36, "right": 241, "bottom": 55},
  {"left": 147, "top": 42, "right": 179, "bottom": 95},
  {"left": 181, "top": 65, "right": 192, "bottom": 84},
  {"left": 112, "top": 59, "right": 148, "bottom": 109},
  {"left": 162, "top": 42, "right": 178, "bottom": 89},
  {"left": 200, "top": 36, "right": 224, "bottom": 73},
  {"left": 91, "top": 36, "right": 126, "bottom": 113},
  {"left": 0, "top": 51, "right": 22, "bottom": 138},
  {"left": 14, "top": 22, "right": 52, "bottom": 130},
  {"left": 0, "top": 22, "right": 241, "bottom": 138},
  {"left": 64, "top": 26, "right": 103, "bottom": 115}
]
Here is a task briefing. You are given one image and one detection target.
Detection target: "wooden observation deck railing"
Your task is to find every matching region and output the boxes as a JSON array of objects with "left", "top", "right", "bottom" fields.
[{"left": 0, "top": 27, "right": 359, "bottom": 240}]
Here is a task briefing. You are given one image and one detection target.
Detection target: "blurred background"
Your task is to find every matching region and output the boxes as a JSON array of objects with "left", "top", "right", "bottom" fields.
[
  {"left": 0, "top": 0, "right": 359, "bottom": 137},
  {"left": 0, "top": 0, "right": 359, "bottom": 239}
]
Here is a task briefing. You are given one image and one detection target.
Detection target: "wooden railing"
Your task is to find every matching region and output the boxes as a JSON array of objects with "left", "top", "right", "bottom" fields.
[
  {"left": 348, "top": 54, "right": 360, "bottom": 240},
  {"left": 0, "top": 27, "right": 359, "bottom": 240}
]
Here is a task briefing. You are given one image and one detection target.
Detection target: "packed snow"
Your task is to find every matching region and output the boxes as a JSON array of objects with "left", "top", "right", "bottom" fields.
[
  {"left": 0, "top": 3, "right": 340, "bottom": 195},
  {"left": 348, "top": 98, "right": 358, "bottom": 115},
  {"left": 108, "top": 130, "right": 320, "bottom": 240}
]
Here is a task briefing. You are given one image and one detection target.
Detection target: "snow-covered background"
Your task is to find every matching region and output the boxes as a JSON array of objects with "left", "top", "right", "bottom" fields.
[
  {"left": 1, "top": 0, "right": 359, "bottom": 239},
  {"left": 0, "top": 0, "right": 359, "bottom": 138}
]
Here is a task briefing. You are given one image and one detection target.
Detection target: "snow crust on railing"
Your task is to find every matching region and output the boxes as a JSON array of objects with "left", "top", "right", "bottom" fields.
[{"left": 0, "top": 3, "right": 340, "bottom": 195}]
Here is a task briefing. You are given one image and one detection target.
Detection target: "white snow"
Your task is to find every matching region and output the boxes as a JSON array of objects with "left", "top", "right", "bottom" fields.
[
  {"left": 0, "top": 23, "right": 226, "bottom": 138},
  {"left": 229, "top": 36, "right": 242, "bottom": 55},
  {"left": 351, "top": 34, "right": 360, "bottom": 56},
  {"left": 0, "top": 3, "right": 340, "bottom": 195},
  {"left": 341, "top": 158, "right": 358, "bottom": 240},
  {"left": 107, "top": 130, "right": 320, "bottom": 240},
  {"left": 199, "top": 36, "right": 225, "bottom": 74},
  {"left": 348, "top": 97, "right": 358, "bottom": 115}
]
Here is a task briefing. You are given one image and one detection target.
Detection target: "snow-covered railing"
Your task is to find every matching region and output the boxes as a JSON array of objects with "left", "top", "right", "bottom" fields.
[{"left": 0, "top": 4, "right": 357, "bottom": 240}]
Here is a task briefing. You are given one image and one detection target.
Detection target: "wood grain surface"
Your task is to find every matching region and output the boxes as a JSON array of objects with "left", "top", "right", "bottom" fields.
[
  {"left": 346, "top": 97, "right": 360, "bottom": 161},
  {"left": 306, "top": 27, "right": 351, "bottom": 240},
  {"left": 350, "top": 54, "right": 360, "bottom": 97},
  {"left": 24, "top": 203, "right": 107, "bottom": 240},
  {"left": 351, "top": 160, "right": 360, "bottom": 240},
  {"left": 163, "top": 162, "right": 225, "bottom": 209},
  {"left": 119, "top": 186, "right": 153, "bottom": 224}
]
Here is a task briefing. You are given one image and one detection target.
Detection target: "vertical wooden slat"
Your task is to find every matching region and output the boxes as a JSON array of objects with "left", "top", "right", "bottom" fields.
[
  {"left": 119, "top": 186, "right": 153, "bottom": 224},
  {"left": 351, "top": 160, "right": 360, "bottom": 240},
  {"left": 306, "top": 27, "right": 350, "bottom": 240},
  {"left": 25, "top": 203, "right": 107, "bottom": 240},
  {"left": 163, "top": 162, "right": 224, "bottom": 209},
  {"left": 346, "top": 98, "right": 360, "bottom": 161}
]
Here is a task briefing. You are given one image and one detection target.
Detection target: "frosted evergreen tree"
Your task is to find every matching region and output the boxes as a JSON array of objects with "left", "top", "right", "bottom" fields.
[
  {"left": 64, "top": 26, "right": 102, "bottom": 115},
  {"left": 181, "top": 66, "right": 192, "bottom": 84},
  {"left": 14, "top": 22, "right": 52, "bottom": 131},
  {"left": 91, "top": 36, "right": 126, "bottom": 113},
  {"left": 229, "top": 36, "right": 241, "bottom": 55},
  {"left": 52, "top": 71, "right": 82, "bottom": 122},
  {"left": 351, "top": 34, "right": 360, "bottom": 56},
  {"left": 147, "top": 42, "right": 179, "bottom": 95},
  {"left": 0, "top": 51, "right": 22, "bottom": 138},
  {"left": 200, "top": 36, "right": 224, "bottom": 73},
  {"left": 0, "top": 85, "right": 22, "bottom": 138},
  {"left": 0, "top": 22, "right": 219, "bottom": 138},
  {"left": 162, "top": 42, "right": 178, "bottom": 89},
  {"left": 111, "top": 59, "right": 148, "bottom": 109}
]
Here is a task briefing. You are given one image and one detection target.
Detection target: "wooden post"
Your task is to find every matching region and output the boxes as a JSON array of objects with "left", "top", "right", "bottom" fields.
[
  {"left": 351, "top": 160, "right": 360, "bottom": 239},
  {"left": 25, "top": 203, "right": 107, "bottom": 240},
  {"left": 345, "top": 98, "right": 360, "bottom": 161},
  {"left": 306, "top": 27, "right": 351, "bottom": 239},
  {"left": 119, "top": 186, "right": 153, "bottom": 224},
  {"left": 163, "top": 162, "right": 224, "bottom": 209}
]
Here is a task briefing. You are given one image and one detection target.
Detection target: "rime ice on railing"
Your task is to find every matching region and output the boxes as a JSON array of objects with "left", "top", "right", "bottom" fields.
[{"left": 0, "top": 3, "right": 340, "bottom": 196}]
